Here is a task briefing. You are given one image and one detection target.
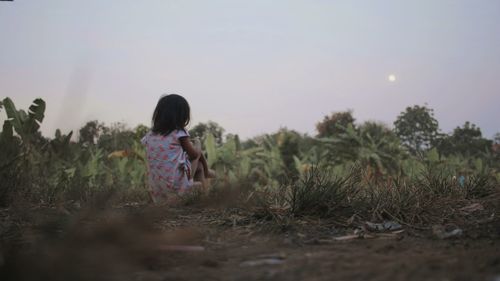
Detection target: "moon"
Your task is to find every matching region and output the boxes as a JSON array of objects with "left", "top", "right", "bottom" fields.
[{"left": 388, "top": 74, "right": 397, "bottom": 82}]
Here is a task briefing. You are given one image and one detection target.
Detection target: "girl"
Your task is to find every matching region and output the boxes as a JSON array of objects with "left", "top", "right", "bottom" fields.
[{"left": 141, "top": 94, "right": 213, "bottom": 203}]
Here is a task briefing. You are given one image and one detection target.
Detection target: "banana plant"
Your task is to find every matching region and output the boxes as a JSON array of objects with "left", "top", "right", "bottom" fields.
[
  {"left": 204, "top": 133, "right": 241, "bottom": 182},
  {"left": 49, "top": 129, "right": 74, "bottom": 159},
  {"left": 204, "top": 133, "right": 285, "bottom": 187},
  {"left": 320, "top": 122, "right": 404, "bottom": 179},
  {"left": 293, "top": 145, "right": 329, "bottom": 176},
  {"left": 2, "top": 97, "right": 45, "bottom": 144},
  {"left": 1, "top": 98, "right": 46, "bottom": 173},
  {"left": 107, "top": 139, "right": 148, "bottom": 190}
]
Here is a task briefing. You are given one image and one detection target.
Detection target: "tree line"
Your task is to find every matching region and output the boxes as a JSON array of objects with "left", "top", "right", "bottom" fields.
[{"left": 1, "top": 97, "right": 499, "bottom": 206}]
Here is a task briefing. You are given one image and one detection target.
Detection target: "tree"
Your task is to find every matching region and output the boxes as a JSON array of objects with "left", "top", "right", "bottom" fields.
[
  {"left": 79, "top": 121, "right": 137, "bottom": 151},
  {"left": 357, "top": 121, "right": 403, "bottom": 177},
  {"left": 322, "top": 121, "right": 403, "bottom": 178},
  {"left": 134, "top": 124, "right": 149, "bottom": 142},
  {"left": 316, "top": 111, "right": 355, "bottom": 138},
  {"left": 189, "top": 121, "right": 225, "bottom": 145},
  {"left": 436, "top": 122, "right": 492, "bottom": 157},
  {"left": 78, "top": 120, "right": 105, "bottom": 146},
  {"left": 96, "top": 122, "right": 136, "bottom": 152},
  {"left": 394, "top": 105, "right": 439, "bottom": 154}
]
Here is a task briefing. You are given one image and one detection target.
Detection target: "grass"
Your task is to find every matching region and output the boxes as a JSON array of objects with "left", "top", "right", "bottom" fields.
[
  {"left": 240, "top": 165, "right": 499, "bottom": 228},
  {"left": 2, "top": 160, "right": 497, "bottom": 230}
]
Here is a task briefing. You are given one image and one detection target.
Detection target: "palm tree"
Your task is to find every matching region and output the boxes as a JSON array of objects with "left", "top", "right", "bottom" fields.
[{"left": 321, "top": 122, "right": 404, "bottom": 180}]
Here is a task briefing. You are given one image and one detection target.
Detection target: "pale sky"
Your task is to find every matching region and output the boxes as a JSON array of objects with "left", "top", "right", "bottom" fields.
[{"left": 1, "top": 0, "right": 499, "bottom": 139}]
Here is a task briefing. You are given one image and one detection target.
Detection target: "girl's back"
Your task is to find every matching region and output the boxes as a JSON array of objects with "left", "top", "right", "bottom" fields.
[{"left": 141, "top": 129, "right": 192, "bottom": 202}]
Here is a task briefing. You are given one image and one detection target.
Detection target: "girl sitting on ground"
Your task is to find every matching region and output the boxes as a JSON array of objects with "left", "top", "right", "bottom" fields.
[{"left": 141, "top": 94, "right": 214, "bottom": 203}]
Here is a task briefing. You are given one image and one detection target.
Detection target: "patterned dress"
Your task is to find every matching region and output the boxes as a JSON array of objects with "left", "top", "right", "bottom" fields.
[{"left": 141, "top": 130, "right": 193, "bottom": 203}]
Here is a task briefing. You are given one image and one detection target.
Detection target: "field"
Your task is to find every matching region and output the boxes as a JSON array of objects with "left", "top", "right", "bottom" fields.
[
  {"left": 1, "top": 195, "right": 499, "bottom": 281},
  {"left": 1, "top": 98, "right": 499, "bottom": 280}
]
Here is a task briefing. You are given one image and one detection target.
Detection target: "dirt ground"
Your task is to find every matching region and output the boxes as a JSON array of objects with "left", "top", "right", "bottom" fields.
[{"left": 1, "top": 204, "right": 499, "bottom": 281}]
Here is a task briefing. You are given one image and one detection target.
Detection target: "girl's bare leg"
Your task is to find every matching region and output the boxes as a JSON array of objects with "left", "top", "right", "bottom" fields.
[
  {"left": 190, "top": 138, "right": 208, "bottom": 189},
  {"left": 190, "top": 156, "right": 200, "bottom": 180},
  {"left": 194, "top": 164, "right": 205, "bottom": 183}
]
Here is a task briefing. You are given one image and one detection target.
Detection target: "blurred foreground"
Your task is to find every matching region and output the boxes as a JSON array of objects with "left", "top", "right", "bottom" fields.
[{"left": 1, "top": 188, "right": 499, "bottom": 281}]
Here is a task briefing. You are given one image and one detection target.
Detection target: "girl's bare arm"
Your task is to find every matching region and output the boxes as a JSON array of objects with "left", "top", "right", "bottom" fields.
[
  {"left": 179, "top": 137, "right": 210, "bottom": 176},
  {"left": 179, "top": 137, "right": 200, "bottom": 160}
]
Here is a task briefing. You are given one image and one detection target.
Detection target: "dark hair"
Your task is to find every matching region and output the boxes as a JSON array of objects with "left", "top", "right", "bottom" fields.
[{"left": 152, "top": 94, "right": 190, "bottom": 135}]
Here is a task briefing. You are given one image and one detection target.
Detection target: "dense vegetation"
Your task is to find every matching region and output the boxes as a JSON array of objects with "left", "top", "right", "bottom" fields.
[{"left": 1, "top": 97, "right": 498, "bottom": 225}]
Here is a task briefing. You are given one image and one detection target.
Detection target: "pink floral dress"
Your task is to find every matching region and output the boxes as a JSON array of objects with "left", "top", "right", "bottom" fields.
[{"left": 141, "top": 130, "right": 193, "bottom": 203}]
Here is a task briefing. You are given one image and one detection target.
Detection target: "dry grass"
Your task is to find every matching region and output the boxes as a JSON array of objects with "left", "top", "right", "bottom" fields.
[{"left": 239, "top": 165, "right": 499, "bottom": 229}]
